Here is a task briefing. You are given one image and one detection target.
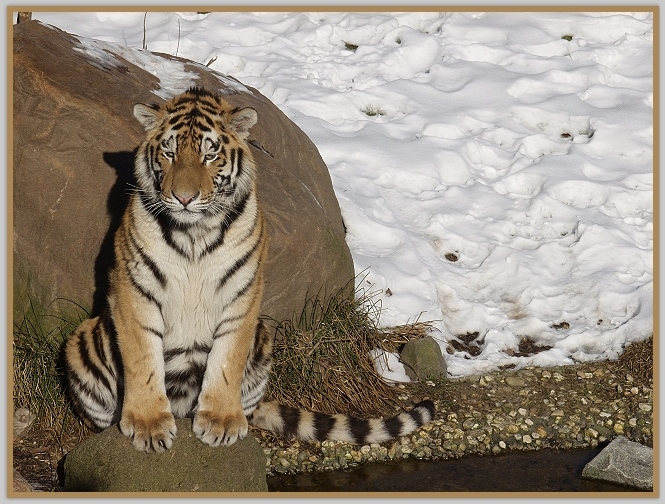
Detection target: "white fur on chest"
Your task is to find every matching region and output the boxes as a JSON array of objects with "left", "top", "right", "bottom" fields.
[
  {"left": 130, "top": 199, "right": 258, "bottom": 350},
  {"left": 160, "top": 256, "right": 220, "bottom": 348}
]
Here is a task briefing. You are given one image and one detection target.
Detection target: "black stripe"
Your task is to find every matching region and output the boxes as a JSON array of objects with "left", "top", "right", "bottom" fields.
[
  {"left": 76, "top": 328, "right": 113, "bottom": 394},
  {"left": 101, "top": 311, "right": 124, "bottom": 387},
  {"left": 200, "top": 226, "right": 226, "bottom": 258},
  {"left": 145, "top": 145, "right": 162, "bottom": 193},
  {"left": 383, "top": 415, "right": 405, "bottom": 438},
  {"left": 313, "top": 412, "right": 335, "bottom": 440},
  {"left": 166, "top": 383, "right": 200, "bottom": 402},
  {"left": 228, "top": 272, "right": 257, "bottom": 305},
  {"left": 347, "top": 417, "right": 372, "bottom": 444},
  {"left": 127, "top": 227, "right": 167, "bottom": 288},
  {"left": 278, "top": 404, "right": 301, "bottom": 439},
  {"left": 213, "top": 312, "right": 246, "bottom": 333},
  {"left": 249, "top": 322, "right": 272, "bottom": 368},
  {"left": 412, "top": 400, "right": 435, "bottom": 424},
  {"left": 155, "top": 213, "right": 190, "bottom": 258},
  {"left": 163, "top": 342, "right": 211, "bottom": 360},
  {"left": 140, "top": 325, "right": 164, "bottom": 339},
  {"left": 235, "top": 148, "right": 244, "bottom": 180},
  {"left": 229, "top": 148, "right": 237, "bottom": 181},
  {"left": 126, "top": 267, "right": 163, "bottom": 312},
  {"left": 215, "top": 238, "right": 260, "bottom": 293},
  {"left": 67, "top": 376, "right": 109, "bottom": 431},
  {"left": 201, "top": 192, "right": 253, "bottom": 258},
  {"left": 164, "top": 364, "right": 205, "bottom": 390},
  {"left": 91, "top": 320, "right": 111, "bottom": 375}
]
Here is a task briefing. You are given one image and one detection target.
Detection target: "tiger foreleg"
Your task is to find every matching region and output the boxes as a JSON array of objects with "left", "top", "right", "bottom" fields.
[
  {"left": 113, "top": 298, "right": 176, "bottom": 453},
  {"left": 193, "top": 319, "right": 257, "bottom": 447}
]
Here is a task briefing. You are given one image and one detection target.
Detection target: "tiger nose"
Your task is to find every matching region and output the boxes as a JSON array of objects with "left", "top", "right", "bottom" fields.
[{"left": 173, "top": 191, "right": 198, "bottom": 207}]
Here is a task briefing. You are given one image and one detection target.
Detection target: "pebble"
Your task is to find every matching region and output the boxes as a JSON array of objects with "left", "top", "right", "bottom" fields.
[{"left": 505, "top": 377, "right": 526, "bottom": 387}]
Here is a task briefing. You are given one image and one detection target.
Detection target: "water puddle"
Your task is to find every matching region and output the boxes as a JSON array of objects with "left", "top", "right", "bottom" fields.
[{"left": 268, "top": 447, "right": 644, "bottom": 493}]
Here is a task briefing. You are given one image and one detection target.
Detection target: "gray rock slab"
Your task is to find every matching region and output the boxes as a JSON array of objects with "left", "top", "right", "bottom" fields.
[
  {"left": 64, "top": 418, "right": 268, "bottom": 492},
  {"left": 582, "top": 436, "right": 652, "bottom": 490}
]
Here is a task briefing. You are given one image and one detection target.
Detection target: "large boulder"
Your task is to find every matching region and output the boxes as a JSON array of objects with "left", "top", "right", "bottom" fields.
[
  {"left": 13, "top": 20, "right": 354, "bottom": 326},
  {"left": 63, "top": 418, "right": 268, "bottom": 492}
]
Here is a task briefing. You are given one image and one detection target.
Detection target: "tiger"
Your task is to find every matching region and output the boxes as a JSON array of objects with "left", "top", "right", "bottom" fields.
[{"left": 63, "top": 86, "right": 435, "bottom": 453}]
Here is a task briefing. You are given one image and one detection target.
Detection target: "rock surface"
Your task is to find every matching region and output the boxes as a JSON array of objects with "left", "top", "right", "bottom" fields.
[
  {"left": 13, "top": 20, "right": 354, "bottom": 326},
  {"left": 12, "top": 469, "right": 34, "bottom": 493},
  {"left": 400, "top": 336, "right": 447, "bottom": 380},
  {"left": 64, "top": 418, "right": 268, "bottom": 492},
  {"left": 582, "top": 436, "right": 653, "bottom": 490}
]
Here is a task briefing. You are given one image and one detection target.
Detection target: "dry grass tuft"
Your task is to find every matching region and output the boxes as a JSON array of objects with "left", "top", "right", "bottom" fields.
[
  {"left": 265, "top": 286, "right": 432, "bottom": 418},
  {"left": 12, "top": 299, "right": 90, "bottom": 451},
  {"left": 611, "top": 336, "right": 653, "bottom": 388}
]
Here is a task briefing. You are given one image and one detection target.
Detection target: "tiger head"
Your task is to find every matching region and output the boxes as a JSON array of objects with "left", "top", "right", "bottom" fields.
[{"left": 133, "top": 87, "right": 258, "bottom": 224}]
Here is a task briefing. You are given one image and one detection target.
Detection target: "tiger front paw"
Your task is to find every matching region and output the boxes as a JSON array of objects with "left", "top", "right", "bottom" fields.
[
  {"left": 193, "top": 409, "right": 248, "bottom": 447},
  {"left": 119, "top": 410, "right": 177, "bottom": 453}
]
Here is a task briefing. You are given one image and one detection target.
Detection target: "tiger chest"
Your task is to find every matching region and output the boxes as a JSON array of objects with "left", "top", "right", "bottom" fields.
[{"left": 155, "top": 251, "right": 233, "bottom": 353}]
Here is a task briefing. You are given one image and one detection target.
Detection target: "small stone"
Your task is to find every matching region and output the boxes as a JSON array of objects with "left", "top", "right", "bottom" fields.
[
  {"left": 462, "top": 419, "right": 477, "bottom": 429},
  {"left": 278, "top": 458, "right": 290, "bottom": 467},
  {"left": 499, "top": 441, "right": 506, "bottom": 449},
  {"left": 631, "top": 387, "right": 639, "bottom": 395},
  {"left": 629, "top": 418, "right": 638, "bottom": 427},
  {"left": 613, "top": 422, "right": 625, "bottom": 434},
  {"left": 518, "top": 408, "right": 527, "bottom": 416},
  {"left": 400, "top": 337, "right": 447, "bottom": 380},
  {"left": 523, "top": 435, "right": 533, "bottom": 444},
  {"left": 638, "top": 403, "right": 652, "bottom": 412},
  {"left": 505, "top": 376, "right": 526, "bottom": 387},
  {"left": 551, "top": 409, "right": 564, "bottom": 417}
]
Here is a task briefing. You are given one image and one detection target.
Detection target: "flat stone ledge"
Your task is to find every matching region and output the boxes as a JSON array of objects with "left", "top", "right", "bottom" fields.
[{"left": 64, "top": 418, "right": 268, "bottom": 492}]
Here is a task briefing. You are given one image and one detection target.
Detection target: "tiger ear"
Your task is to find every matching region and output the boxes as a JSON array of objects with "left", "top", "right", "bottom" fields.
[
  {"left": 229, "top": 107, "right": 257, "bottom": 138},
  {"left": 133, "top": 103, "right": 162, "bottom": 131}
]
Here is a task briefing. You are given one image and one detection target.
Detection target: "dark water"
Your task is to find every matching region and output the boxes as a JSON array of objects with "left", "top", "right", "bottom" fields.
[{"left": 267, "top": 447, "right": 645, "bottom": 493}]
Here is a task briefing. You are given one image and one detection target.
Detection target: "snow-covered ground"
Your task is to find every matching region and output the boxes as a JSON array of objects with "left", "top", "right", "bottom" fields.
[{"left": 27, "top": 10, "right": 654, "bottom": 378}]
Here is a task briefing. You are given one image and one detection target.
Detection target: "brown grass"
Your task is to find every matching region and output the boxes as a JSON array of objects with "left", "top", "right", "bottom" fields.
[
  {"left": 610, "top": 336, "right": 653, "bottom": 388},
  {"left": 265, "top": 287, "right": 432, "bottom": 418}
]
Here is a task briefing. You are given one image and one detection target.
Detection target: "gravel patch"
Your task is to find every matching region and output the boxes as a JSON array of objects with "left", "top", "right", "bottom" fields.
[{"left": 253, "top": 361, "right": 653, "bottom": 476}]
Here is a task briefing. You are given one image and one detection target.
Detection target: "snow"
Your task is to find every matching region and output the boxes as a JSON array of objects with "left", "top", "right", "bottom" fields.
[{"left": 28, "top": 10, "right": 653, "bottom": 379}]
